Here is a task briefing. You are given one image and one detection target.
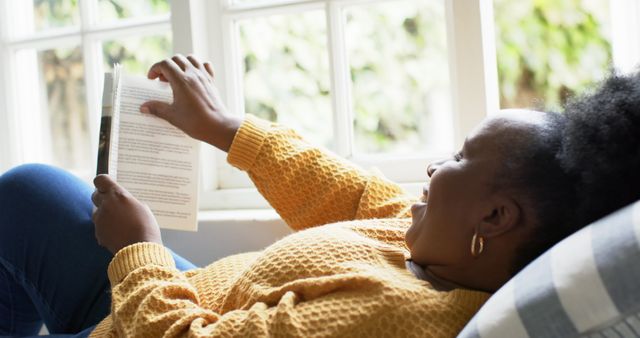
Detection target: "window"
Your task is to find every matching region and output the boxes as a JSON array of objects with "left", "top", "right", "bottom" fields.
[
  {"left": 202, "top": 0, "right": 466, "bottom": 209},
  {"left": 197, "top": 0, "right": 640, "bottom": 210},
  {"left": 2, "top": 0, "right": 639, "bottom": 211},
  {"left": 0, "top": 0, "right": 172, "bottom": 177}
]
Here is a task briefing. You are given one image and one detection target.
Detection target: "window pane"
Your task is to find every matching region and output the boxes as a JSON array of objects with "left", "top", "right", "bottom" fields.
[
  {"left": 494, "top": 0, "right": 612, "bottom": 110},
  {"left": 98, "top": 0, "right": 169, "bottom": 22},
  {"left": 33, "top": 0, "right": 79, "bottom": 31},
  {"left": 238, "top": 10, "right": 333, "bottom": 148},
  {"left": 346, "top": 0, "right": 452, "bottom": 155},
  {"left": 103, "top": 34, "right": 172, "bottom": 75},
  {"left": 38, "top": 47, "right": 90, "bottom": 171}
]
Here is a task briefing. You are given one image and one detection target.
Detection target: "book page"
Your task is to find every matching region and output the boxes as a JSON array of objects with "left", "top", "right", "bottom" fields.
[{"left": 115, "top": 75, "right": 200, "bottom": 231}]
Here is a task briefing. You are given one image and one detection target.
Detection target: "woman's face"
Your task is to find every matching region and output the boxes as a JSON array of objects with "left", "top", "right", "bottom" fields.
[{"left": 405, "top": 110, "right": 547, "bottom": 268}]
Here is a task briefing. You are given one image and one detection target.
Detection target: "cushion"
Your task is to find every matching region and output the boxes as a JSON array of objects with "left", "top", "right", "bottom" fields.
[{"left": 458, "top": 200, "right": 640, "bottom": 338}]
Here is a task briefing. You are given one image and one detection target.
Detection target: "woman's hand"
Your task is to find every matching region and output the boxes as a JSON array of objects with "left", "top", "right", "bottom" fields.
[
  {"left": 91, "top": 174, "right": 162, "bottom": 255},
  {"left": 140, "top": 54, "right": 242, "bottom": 152}
]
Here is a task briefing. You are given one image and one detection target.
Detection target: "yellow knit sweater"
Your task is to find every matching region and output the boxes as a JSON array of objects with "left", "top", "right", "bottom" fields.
[{"left": 89, "top": 115, "right": 490, "bottom": 338}]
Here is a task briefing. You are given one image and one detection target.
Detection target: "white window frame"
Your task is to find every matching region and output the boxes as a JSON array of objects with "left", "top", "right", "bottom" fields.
[{"left": 610, "top": 0, "right": 640, "bottom": 74}]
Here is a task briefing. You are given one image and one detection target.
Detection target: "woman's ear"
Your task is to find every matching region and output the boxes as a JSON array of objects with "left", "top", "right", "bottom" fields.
[{"left": 478, "top": 196, "right": 522, "bottom": 238}]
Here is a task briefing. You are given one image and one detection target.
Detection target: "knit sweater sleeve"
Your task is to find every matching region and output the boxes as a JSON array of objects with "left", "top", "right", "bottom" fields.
[
  {"left": 227, "top": 115, "right": 414, "bottom": 231},
  {"left": 95, "top": 242, "right": 485, "bottom": 338}
]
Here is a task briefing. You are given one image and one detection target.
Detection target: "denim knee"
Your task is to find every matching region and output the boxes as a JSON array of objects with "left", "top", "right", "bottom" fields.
[
  {"left": 0, "top": 163, "right": 63, "bottom": 196},
  {"left": 0, "top": 163, "right": 92, "bottom": 231}
]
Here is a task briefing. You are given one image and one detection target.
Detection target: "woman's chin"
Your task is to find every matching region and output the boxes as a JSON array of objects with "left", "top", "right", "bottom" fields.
[
  {"left": 405, "top": 219, "right": 421, "bottom": 249},
  {"left": 407, "top": 203, "right": 427, "bottom": 250},
  {"left": 410, "top": 202, "right": 427, "bottom": 225}
]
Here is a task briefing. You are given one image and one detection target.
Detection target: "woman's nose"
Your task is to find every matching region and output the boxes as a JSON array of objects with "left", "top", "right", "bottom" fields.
[
  {"left": 427, "top": 162, "right": 439, "bottom": 177},
  {"left": 427, "top": 158, "right": 446, "bottom": 177}
]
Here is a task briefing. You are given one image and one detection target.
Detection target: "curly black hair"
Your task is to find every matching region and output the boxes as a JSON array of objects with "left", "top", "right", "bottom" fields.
[
  {"left": 506, "top": 71, "right": 640, "bottom": 275},
  {"left": 560, "top": 72, "right": 640, "bottom": 226}
]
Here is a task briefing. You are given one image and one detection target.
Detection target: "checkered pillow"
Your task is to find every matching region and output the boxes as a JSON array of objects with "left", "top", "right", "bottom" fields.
[{"left": 458, "top": 201, "right": 640, "bottom": 338}]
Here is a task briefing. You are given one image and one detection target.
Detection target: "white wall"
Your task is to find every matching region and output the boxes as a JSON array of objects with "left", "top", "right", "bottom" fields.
[{"left": 161, "top": 218, "right": 292, "bottom": 267}]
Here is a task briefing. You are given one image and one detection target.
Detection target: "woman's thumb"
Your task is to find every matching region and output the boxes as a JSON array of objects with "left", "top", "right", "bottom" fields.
[{"left": 140, "top": 101, "right": 171, "bottom": 120}]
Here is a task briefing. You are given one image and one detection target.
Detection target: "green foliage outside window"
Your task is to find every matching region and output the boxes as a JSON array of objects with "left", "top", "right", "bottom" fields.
[
  {"left": 240, "top": 0, "right": 613, "bottom": 153},
  {"left": 98, "top": 0, "right": 169, "bottom": 22},
  {"left": 33, "top": 0, "right": 79, "bottom": 31},
  {"left": 103, "top": 34, "right": 172, "bottom": 75},
  {"left": 494, "top": 0, "right": 612, "bottom": 110},
  {"left": 346, "top": 1, "right": 449, "bottom": 154}
]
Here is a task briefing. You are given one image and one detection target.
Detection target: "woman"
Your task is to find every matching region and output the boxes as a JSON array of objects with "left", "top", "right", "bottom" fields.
[{"left": 1, "top": 55, "right": 639, "bottom": 337}]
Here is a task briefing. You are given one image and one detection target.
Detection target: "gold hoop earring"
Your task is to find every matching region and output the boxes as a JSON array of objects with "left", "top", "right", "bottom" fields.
[{"left": 471, "top": 231, "right": 484, "bottom": 257}]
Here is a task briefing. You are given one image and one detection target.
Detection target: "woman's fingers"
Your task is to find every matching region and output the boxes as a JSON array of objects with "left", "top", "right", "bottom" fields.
[
  {"left": 91, "top": 206, "right": 101, "bottom": 223},
  {"left": 93, "top": 174, "right": 116, "bottom": 192},
  {"left": 147, "top": 58, "right": 182, "bottom": 82},
  {"left": 204, "top": 62, "right": 215, "bottom": 78},
  {"left": 91, "top": 190, "right": 103, "bottom": 207},
  {"left": 186, "top": 55, "right": 202, "bottom": 69},
  {"left": 172, "top": 54, "right": 191, "bottom": 71},
  {"left": 147, "top": 55, "right": 214, "bottom": 83}
]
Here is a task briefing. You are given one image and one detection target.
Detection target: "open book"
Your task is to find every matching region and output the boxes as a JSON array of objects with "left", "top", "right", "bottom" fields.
[{"left": 97, "top": 65, "right": 199, "bottom": 231}]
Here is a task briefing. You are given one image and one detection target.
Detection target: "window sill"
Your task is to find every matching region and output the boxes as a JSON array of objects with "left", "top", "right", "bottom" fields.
[{"left": 197, "top": 208, "right": 281, "bottom": 224}]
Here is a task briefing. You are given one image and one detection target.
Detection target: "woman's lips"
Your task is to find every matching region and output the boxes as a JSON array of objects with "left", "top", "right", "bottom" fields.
[
  {"left": 412, "top": 185, "right": 429, "bottom": 214},
  {"left": 411, "top": 201, "right": 427, "bottom": 214}
]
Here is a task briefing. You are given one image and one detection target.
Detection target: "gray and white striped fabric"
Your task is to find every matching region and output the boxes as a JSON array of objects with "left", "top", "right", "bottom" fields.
[{"left": 458, "top": 200, "right": 640, "bottom": 338}]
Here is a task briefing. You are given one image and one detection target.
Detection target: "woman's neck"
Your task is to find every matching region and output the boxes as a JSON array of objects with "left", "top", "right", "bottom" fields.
[
  {"left": 430, "top": 263, "right": 507, "bottom": 293},
  {"left": 406, "top": 260, "right": 504, "bottom": 293},
  {"left": 406, "top": 260, "right": 465, "bottom": 291}
]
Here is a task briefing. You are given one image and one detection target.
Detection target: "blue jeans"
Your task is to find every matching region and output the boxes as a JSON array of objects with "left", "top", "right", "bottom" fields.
[{"left": 0, "top": 164, "right": 197, "bottom": 337}]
